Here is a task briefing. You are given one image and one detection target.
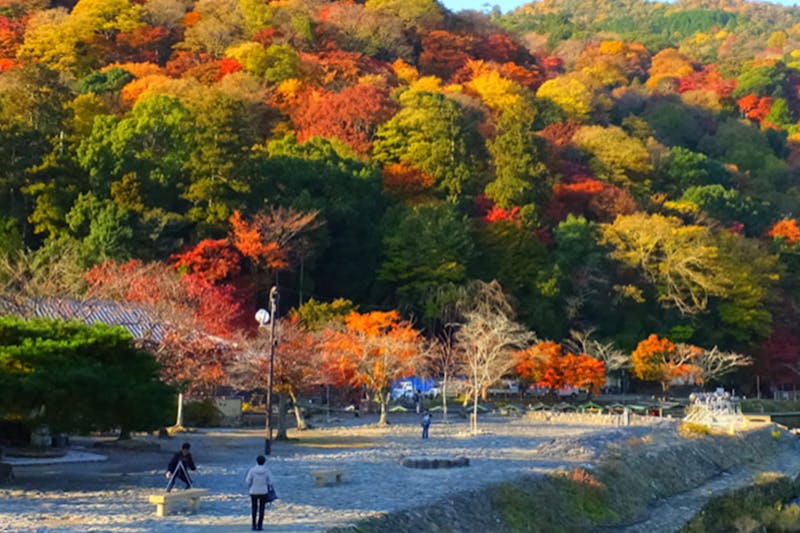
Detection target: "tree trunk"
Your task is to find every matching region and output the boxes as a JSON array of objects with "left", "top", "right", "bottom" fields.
[
  {"left": 442, "top": 373, "right": 449, "bottom": 421},
  {"left": 326, "top": 384, "right": 331, "bottom": 423},
  {"left": 471, "top": 387, "right": 479, "bottom": 435},
  {"left": 276, "top": 393, "right": 288, "bottom": 440},
  {"left": 289, "top": 390, "right": 307, "bottom": 430},
  {"left": 378, "top": 391, "right": 388, "bottom": 426},
  {"left": 118, "top": 427, "right": 131, "bottom": 440},
  {"left": 175, "top": 392, "right": 184, "bottom": 428}
]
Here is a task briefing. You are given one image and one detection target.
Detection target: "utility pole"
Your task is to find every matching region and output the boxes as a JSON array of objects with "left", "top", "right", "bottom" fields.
[{"left": 255, "top": 286, "right": 279, "bottom": 455}]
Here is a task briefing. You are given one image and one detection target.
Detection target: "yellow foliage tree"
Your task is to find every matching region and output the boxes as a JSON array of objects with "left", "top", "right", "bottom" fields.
[
  {"left": 600, "top": 213, "right": 730, "bottom": 315},
  {"left": 392, "top": 58, "right": 419, "bottom": 84},
  {"left": 225, "top": 41, "right": 269, "bottom": 76},
  {"left": 465, "top": 66, "right": 527, "bottom": 112},
  {"left": 536, "top": 75, "right": 593, "bottom": 122},
  {"left": 571, "top": 125, "right": 653, "bottom": 189},
  {"left": 408, "top": 75, "right": 445, "bottom": 93}
]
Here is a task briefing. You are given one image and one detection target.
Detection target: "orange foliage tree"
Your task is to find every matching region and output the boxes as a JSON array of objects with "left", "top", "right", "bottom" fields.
[
  {"left": 320, "top": 310, "right": 421, "bottom": 425},
  {"left": 382, "top": 162, "right": 435, "bottom": 201},
  {"left": 292, "top": 83, "right": 397, "bottom": 154},
  {"left": 679, "top": 65, "right": 736, "bottom": 99},
  {"left": 630, "top": 334, "right": 701, "bottom": 392},
  {"left": 298, "top": 50, "right": 388, "bottom": 88},
  {"left": 737, "top": 94, "right": 773, "bottom": 123},
  {"left": 768, "top": 218, "right": 800, "bottom": 244},
  {"left": 647, "top": 48, "right": 695, "bottom": 92},
  {"left": 419, "top": 30, "right": 473, "bottom": 80},
  {"left": 514, "top": 341, "right": 606, "bottom": 394}
]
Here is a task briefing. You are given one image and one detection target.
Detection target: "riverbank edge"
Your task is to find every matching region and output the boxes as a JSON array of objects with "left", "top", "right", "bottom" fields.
[{"left": 327, "top": 424, "right": 794, "bottom": 533}]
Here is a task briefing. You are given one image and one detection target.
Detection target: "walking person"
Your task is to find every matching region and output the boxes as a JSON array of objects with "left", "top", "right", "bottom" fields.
[
  {"left": 421, "top": 409, "right": 432, "bottom": 439},
  {"left": 165, "top": 442, "right": 196, "bottom": 491},
  {"left": 245, "top": 455, "right": 274, "bottom": 531}
]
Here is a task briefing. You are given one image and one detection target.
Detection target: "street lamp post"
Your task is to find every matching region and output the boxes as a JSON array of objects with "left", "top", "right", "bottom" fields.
[{"left": 255, "top": 286, "right": 279, "bottom": 455}]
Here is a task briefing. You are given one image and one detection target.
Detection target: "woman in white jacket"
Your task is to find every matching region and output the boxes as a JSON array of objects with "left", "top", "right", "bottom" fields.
[{"left": 245, "top": 455, "right": 273, "bottom": 531}]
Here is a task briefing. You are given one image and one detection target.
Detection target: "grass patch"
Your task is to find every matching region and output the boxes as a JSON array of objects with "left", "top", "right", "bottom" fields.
[
  {"left": 492, "top": 467, "right": 617, "bottom": 532},
  {"left": 556, "top": 467, "right": 618, "bottom": 524},
  {"left": 679, "top": 472, "right": 800, "bottom": 532},
  {"left": 493, "top": 479, "right": 578, "bottom": 533}
]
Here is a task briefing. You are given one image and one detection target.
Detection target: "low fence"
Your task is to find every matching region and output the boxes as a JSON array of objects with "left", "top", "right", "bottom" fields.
[{"left": 524, "top": 410, "right": 666, "bottom": 427}]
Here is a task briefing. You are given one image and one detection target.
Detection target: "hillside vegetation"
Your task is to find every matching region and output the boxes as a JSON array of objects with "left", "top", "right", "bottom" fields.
[{"left": 0, "top": 0, "right": 798, "bottom": 398}]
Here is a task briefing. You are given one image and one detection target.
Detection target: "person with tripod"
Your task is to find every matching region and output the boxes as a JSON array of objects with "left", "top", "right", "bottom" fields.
[{"left": 166, "top": 442, "right": 196, "bottom": 491}]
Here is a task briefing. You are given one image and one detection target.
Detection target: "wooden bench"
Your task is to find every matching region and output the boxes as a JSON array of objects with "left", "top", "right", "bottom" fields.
[
  {"left": 311, "top": 469, "right": 344, "bottom": 487},
  {"left": 147, "top": 488, "right": 209, "bottom": 517}
]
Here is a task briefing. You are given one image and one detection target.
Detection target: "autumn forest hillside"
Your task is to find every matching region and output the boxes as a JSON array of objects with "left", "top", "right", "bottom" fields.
[{"left": 1, "top": 0, "right": 800, "bottom": 395}]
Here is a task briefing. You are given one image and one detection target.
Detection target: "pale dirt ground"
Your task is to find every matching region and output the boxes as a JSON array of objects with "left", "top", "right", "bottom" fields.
[
  {"left": 0, "top": 411, "right": 665, "bottom": 533},
  {"left": 0, "top": 411, "right": 790, "bottom": 533}
]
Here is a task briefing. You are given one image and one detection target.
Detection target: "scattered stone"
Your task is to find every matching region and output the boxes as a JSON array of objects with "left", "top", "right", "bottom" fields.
[{"left": 401, "top": 455, "right": 469, "bottom": 469}]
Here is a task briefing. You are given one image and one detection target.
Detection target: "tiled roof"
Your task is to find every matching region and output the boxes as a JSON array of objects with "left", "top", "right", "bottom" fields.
[{"left": 0, "top": 297, "right": 163, "bottom": 341}]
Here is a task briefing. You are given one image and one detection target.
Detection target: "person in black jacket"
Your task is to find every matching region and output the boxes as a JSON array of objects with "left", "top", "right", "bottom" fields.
[{"left": 166, "top": 442, "right": 196, "bottom": 491}]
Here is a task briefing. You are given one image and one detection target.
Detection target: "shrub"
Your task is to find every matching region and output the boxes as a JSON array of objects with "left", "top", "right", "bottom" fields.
[
  {"left": 183, "top": 400, "right": 224, "bottom": 427},
  {"left": 679, "top": 422, "right": 711, "bottom": 437}
]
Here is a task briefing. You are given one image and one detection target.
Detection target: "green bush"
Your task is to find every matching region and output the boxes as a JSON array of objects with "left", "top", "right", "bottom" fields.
[
  {"left": 183, "top": 400, "right": 224, "bottom": 427},
  {"left": 0, "top": 316, "right": 175, "bottom": 435}
]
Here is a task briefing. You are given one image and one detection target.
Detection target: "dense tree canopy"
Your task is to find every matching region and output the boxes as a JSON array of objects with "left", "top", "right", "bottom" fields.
[{"left": 1, "top": 0, "right": 800, "bottom": 399}]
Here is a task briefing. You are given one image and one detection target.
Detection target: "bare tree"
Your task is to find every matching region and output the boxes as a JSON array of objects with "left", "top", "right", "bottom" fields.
[
  {"left": 420, "top": 284, "right": 468, "bottom": 421},
  {"left": 426, "top": 326, "right": 462, "bottom": 420},
  {"left": 455, "top": 281, "right": 536, "bottom": 434},
  {"left": 229, "top": 321, "right": 322, "bottom": 436},
  {"left": 564, "top": 329, "right": 629, "bottom": 372},
  {"left": 691, "top": 345, "right": 752, "bottom": 384},
  {"left": 0, "top": 244, "right": 88, "bottom": 313}
]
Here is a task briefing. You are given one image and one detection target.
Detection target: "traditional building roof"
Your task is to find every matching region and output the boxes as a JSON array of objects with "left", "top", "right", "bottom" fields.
[{"left": 0, "top": 297, "right": 163, "bottom": 341}]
